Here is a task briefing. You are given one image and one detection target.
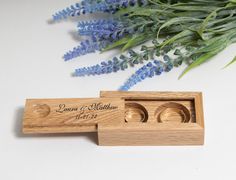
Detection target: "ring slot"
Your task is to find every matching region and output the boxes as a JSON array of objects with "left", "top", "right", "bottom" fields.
[
  {"left": 125, "top": 103, "right": 148, "bottom": 123},
  {"left": 155, "top": 102, "right": 191, "bottom": 123}
]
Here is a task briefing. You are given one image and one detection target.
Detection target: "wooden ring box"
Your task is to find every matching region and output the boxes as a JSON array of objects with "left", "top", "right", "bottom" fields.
[{"left": 23, "top": 91, "right": 204, "bottom": 146}]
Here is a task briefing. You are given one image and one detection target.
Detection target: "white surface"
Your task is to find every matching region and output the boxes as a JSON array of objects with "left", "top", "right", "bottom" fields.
[{"left": 1, "top": 0, "right": 236, "bottom": 179}]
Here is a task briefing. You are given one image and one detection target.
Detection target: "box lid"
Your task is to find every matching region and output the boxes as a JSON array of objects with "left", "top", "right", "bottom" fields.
[{"left": 23, "top": 98, "right": 124, "bottom": 134}]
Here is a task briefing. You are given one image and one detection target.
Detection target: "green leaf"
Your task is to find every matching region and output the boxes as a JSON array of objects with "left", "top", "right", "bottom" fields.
[
  {"left": 114, "top": 6, "right": 140, "bottom": 16},
  {"left": 179, "top": 52, "right": 217, "bottom": 79},
  {"left": 130, "top": 8, "right": 175, "bottom": 17},
  {"left": 121, "top": 33, "right": 153, "bottom": 52},
  {"left": 229, "top": 0, "right": 236, "bottom": 4},
  {"left": 159, "top": 30, "right": 194, "bottom": 48},
  {"left": 193, "top": 38, "right": 228, "bottom": 54},
  {"left": 130, "top": 9, "right": 159, "bottom": 16},
  {"left": 157, "top": 17, "right": 202, "bottom": 39},
  {"left": 223, "top": 55, "right": 236, "bottom": 69},
  {"left": 101, "top": 36, "right": 130, "bottom": 52},
  {"left": 197, "top": 9, "right": 218, "bottom": 39}
]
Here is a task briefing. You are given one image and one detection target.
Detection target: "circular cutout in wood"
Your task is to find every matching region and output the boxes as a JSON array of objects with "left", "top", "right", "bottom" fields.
[
  {"left": 155, "top": 102, "right": 190, "bottom": 123},
  {"left": 125, "top": 103, "right": 148, "bottom": 123},
  {"left": 32, "top": 104, "right": 51, "bottom": 118}
]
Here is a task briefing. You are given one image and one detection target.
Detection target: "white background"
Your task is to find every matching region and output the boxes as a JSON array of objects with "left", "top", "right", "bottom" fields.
[{"left": 1, "top": 0, "right": 236, "bottom": 179}]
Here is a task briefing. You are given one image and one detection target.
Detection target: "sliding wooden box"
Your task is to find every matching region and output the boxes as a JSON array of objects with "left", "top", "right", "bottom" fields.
[
  {"left": 23, "top": 91, "right": 204, "bottom": 146},
  {"left": 99, "top": 91, "right": 204, "bottom": 146}
]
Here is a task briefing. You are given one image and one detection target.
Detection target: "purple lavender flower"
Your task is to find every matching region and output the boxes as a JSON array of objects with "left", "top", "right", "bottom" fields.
[
  {"left": 78, "top": 19, "right": 124, "bottom": 40},
  {"left": 52, "top": 3, "right": 82, "bottom": 21},
  {"left": 63, "top": 39, "right": 109, "bottom": 61},
  {"left": 52, "top": 1, "right": 112, "bottom": 21},
  {"left": 74, "top": 57, "right": 129, "bottom": 76},
  {"left": 54, "top": 1, "right": 150, "bottom": 61},
  {"left": 52, "top": 0, "right": 148, "bottom": 21},
  {"left": 63, "top": 18, "right": 147, "bottom": 61},
  {"left": 119, "top": 60, "right": 173, "bottom": 91}
]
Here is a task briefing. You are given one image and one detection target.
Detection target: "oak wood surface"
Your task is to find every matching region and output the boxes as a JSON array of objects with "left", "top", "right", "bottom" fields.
[
  {"left": 98, "top": 91, "right": 204, "bottom": 146},
  {"left": 22, "top": 91, "right": 204, "bottom": 146},
  {"left": 23, "top": 98, "right": 124, "bottom": 134}
]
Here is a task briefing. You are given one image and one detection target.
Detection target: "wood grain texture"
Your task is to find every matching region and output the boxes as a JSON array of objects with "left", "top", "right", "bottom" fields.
[
  {"left": 100, "top": 91, "right": 200, "bottom": 100},
  {"left": 98, "top": 127, "right": 204, "bottom": 146},
  {"left": 23, "top": 98, "right": 124, "bottom": 134},
  {"left": 22, "top": 91, "right": 204, "bottom": 146},
  {"left": 98, "top": 91, "right": 204, "bottom": 146}
]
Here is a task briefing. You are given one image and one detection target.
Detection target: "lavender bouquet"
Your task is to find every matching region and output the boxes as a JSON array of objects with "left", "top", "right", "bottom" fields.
[{"left": 52, "top": 0, "right": 236, "bottom": 90}]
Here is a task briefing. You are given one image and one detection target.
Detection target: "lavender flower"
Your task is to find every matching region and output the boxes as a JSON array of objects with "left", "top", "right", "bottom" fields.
[
  {"left": 52, "top": 0, "right": 236, "bottom": 91},
  {"left": 52, "top": 3, "right": 82, "bottom": 21},
  {"left": 74, "top": 56, "right": 129, "bottom": 76},
  {"left": 64, "top": 17, "right": 148, "bottom": 61},
  {"left": 52, "top": 0, "right": 148, "bottom": 21},
  {"left": 119, "top": 60, "right": 173, "bottom": 91},
  {"left": 73, "top": 48, "right": 156, "bottom": 76},
  {"left": 63, "top": 40, "right": 109, "bottom": 61},
  {"left": 53, "top": 1, "right": 151, "bottom": 62},
  {"left": 78, "top": 19, "right": 124, "bottom": 40}
]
